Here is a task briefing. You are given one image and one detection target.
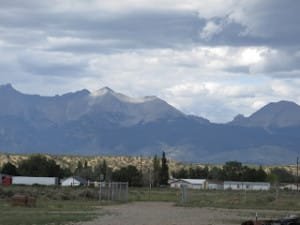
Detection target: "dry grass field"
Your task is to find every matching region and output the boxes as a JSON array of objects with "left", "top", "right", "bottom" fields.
[{"left": 1, "top": 186, "right": 300, "bottom": 225}]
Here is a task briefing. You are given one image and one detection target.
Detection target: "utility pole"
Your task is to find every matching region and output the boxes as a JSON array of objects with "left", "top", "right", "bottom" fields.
[
  {"left": 148, "top": 168, "right": 152, "bottom": 200},
  {"left": 297, "top": 157, "right": 299, "bottom": 192}
]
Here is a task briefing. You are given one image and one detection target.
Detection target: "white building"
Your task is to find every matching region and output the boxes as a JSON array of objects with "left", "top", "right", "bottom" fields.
[
  {"left": 61, "top": 176, "right": 87, "bottom": 187},
  {"left": 12, "top": 176, "right": 58, "bottom": 186},
  {"left": 207, "top": 180, "right": 224, "bottom": 190},
  {"left": 280, "top": 183, "right": 299, "bottom": 191},
  {"left": 224, "top": 181, "right": 270, "bottom": 191},
  {"left": 170, "top": 179, "right": 207, "bottom": 189}
]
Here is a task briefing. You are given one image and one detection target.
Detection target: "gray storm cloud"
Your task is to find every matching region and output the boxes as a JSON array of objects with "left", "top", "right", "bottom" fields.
[{"left": 0, "top": 0, "right": 299, "bottom": 122}]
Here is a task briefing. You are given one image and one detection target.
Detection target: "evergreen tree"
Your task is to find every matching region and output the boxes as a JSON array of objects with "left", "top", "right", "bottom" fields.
[
  {"left": 75, "top": 161, "right": 83, "bottom": 175},
  {"left": 94, "top": 160, "right": 110, "bottom": 181},
  {"left": 75, "top": 160, "right": 93, "bottom": 180},
  {"left": 159, "top": 151, "right": 169, "bottom": 185},
  {"left": 152, "top": 155, "right": 161, "bottom": 187}
]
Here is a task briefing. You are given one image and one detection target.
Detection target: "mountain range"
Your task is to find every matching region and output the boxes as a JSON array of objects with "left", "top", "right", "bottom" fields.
[{"left": 0, "top": 83, "right": 299, "bottom": 164}]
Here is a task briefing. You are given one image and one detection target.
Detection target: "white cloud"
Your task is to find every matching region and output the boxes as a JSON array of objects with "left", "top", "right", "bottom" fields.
[{"left": 200, "top": 21, "right": 224, "bottom": 40}]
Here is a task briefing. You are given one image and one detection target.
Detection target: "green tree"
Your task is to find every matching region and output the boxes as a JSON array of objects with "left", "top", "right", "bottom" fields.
[
  {"left": 189, "top": 166, "right": 209, "bottom": 179},
  {"left": 75, "top": 161, "right": 83, "bottom": 174},
  {"left": 223, "top": 161, "right": 243, "bottom": 181},
  {"left": 112, "top": 165, "right": 142, "bottom": 186},
  {"left": 159, "top": 151, "right": 169, "bottom": 185},
  {"left": 172, "top": 168, "right": 188, "bottom": 179},
  {"left": 75, "top": 160, "right": 93, "bottom": 180},
  {"left": 59, "top": 167, "right": 72, "bottom": 178},
  {"left": 256, "top": 166, "right": 267, "bottom": 182},
  {"left": 208, "top": 167, "right": 224, "bottom": 180},
  {"left": 94, "top": 160, "right": 111, "bottom": 181},
  {"left": 18, "top": 155, "right": 62, "bottom": 177},
  {"left": 152, "top": 155, "right": 161, "bottom": 187},
  {"left": 269, "top": 167, "right": 295, "bottom": 183},
  {"left": 242, "top": 166, "right": 258, "bottom": 181},
  {"left": 1, "top": 162, "right": 18, "bottom": 175}
]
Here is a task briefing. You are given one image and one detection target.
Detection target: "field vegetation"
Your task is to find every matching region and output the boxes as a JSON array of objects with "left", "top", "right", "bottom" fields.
[{"left": 1, "top": 185, "right": 300, "bottom": 225}]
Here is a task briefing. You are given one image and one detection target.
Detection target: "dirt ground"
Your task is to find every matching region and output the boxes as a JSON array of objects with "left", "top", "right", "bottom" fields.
[{"left": 76, "top": 202, "right": 291, "bottom": 225}]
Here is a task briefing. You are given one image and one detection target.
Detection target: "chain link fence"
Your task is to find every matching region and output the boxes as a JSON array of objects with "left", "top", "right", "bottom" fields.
[{"left": 99, "top": 182, "right": 128, "bottom": 202}]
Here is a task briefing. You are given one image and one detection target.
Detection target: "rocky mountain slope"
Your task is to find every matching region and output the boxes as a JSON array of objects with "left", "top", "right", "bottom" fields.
[{"left": 0, "top": 84, "right": 300, "bottom": 164}]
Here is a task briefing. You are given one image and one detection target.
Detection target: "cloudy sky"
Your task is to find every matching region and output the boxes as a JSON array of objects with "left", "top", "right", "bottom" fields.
[{"left": 0, "top": 0, "right": 300, "bottom": 122}]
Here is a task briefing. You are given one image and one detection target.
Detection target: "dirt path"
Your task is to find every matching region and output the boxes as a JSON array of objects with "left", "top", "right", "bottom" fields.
[{"left": 76, "top": 202, "right": 271, "bottom": 225}]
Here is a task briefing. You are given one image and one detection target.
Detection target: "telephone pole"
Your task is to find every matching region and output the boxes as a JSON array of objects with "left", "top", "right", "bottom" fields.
[{"left": 297, "top": 157, "right": 299, "bottom": 192}]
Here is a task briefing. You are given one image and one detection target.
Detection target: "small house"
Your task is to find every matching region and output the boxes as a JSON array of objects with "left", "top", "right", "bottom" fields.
[
  {"left": 61, "top": 176, "right": 87, "bottom": 187},
  {"left": 170, "top": 179, "right": 207, "bottom": 189},
  {"left": 224, "top": 181, "right": 270, "bottom": 191}
]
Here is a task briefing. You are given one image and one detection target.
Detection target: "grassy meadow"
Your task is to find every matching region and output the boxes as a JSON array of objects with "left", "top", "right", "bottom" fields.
[
  {"left": 130, "top": 187, "right": 300, "bottom": 210},
  {"left": 0, "top": 199, "right": 100, "bottom": 225},
  {"left": 0, "top": 186, "right": 108, "bottom": 225}
]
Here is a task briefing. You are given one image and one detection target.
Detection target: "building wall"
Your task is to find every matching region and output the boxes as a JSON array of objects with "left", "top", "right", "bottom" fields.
[
  {"left": 224, "top": 182, "right": 270, "bottom": 191},
  {"left": 170, "top": 181, "right": 205, "bottom": 189},
  {"left": 280, "top": 184, "right": 298, "bottom": 191},
  {"left": 208, "top": 183, "right": 223, "bottom": 190},
  {"left": 12, "top": 176, "right": 58, "bottom": 186}
]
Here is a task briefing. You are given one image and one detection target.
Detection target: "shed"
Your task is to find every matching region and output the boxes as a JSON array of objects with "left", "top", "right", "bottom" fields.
[
  {"left": 170, "top": 179, "right": 207, "bottom": 189},
  {"left": 61, "top": 176, "right": 87, "bottom": 187},
  {"left": 0, "top": 173, "right": 12, "bottom": 186},
  {"left": 224, "top": 181, "right": 270, "bottom": 191}
]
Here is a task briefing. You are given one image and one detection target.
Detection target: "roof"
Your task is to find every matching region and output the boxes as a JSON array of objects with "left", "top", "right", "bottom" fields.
[
  {"left": 172, "top": 179, "right": 207, "bottom": 185},
  {"left": 63, "top": 176, "right": 87, "bottom": 184}
]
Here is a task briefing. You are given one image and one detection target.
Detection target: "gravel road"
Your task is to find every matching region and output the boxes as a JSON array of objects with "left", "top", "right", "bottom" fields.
[{"left": 76, "top": 202, "right": 259, "bottom": 225}]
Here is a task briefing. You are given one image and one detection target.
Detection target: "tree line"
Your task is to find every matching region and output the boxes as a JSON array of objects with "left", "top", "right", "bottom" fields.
[
  {"left": 172, "top": 161, "right": 298, "bottom": 184},
  {"left": 1, "top": 155, "right": 297, "bottom": 186},
  {"left": 0, "top": 152, "right": 170, "bottom": 187}
]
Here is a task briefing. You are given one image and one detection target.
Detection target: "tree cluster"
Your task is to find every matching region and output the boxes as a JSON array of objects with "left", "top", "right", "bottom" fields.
[
  {"left": 0, "top": 152, "right": 170, "bottom": 187},
  {"left": 172, "top": 166, "right": 209, "bottom": 179},
  {"left": 172, "top": 161, "right": 298, "bottom": 183},
  {"left": 172, "top": 161, "right": 268, "bottom": 182},
  {"left": 0, "top": 155, "right": 71, "bottom": 178}
]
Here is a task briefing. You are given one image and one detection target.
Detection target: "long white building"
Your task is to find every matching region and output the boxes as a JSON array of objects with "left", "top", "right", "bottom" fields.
[
  {"left": 12, "top": 176, "right": 58, "bottom": 186},
  {"left": 169, "top": 179, "right": 207, "bottom": 189},
  {"left": 224, "top": 181, "right": 270, "bottom": 191}
]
